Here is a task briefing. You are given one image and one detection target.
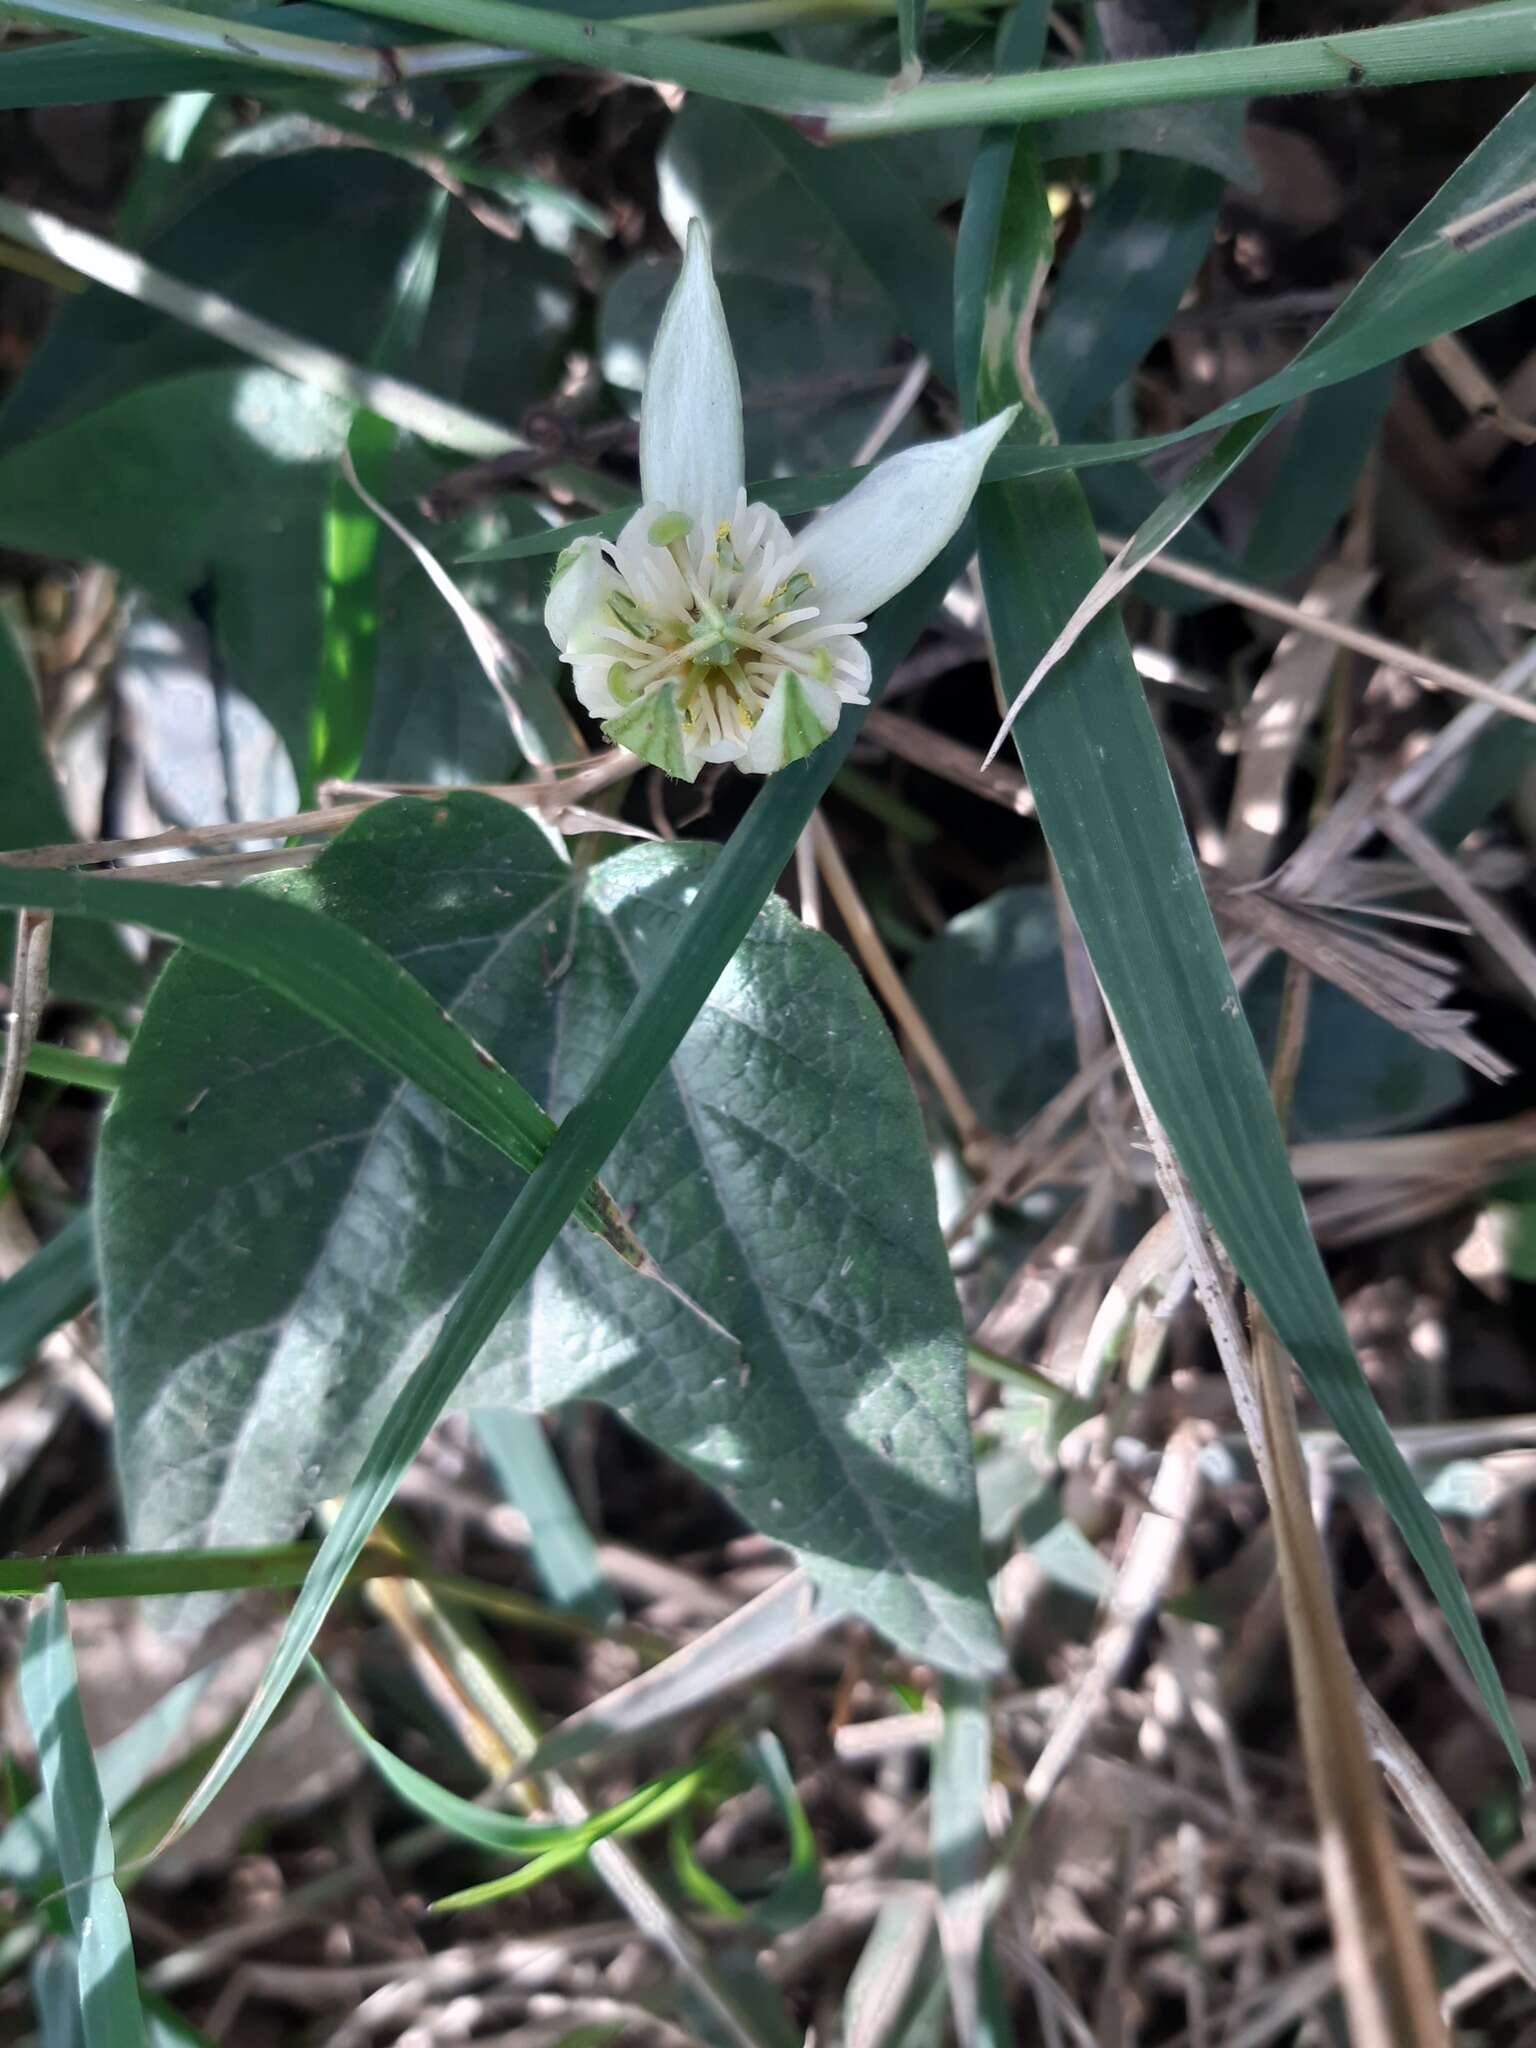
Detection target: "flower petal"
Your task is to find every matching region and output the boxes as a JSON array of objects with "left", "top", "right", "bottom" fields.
[
  {"left": 742, "top": 671, "right": 840, "bottom": 775},
  {"left": 545, "top": 535, "right": 618, "bottom": 654},
  {"left": 639, "top": 220, "right": 744, "bottom": 533},
  {"left": 801, "top": 407, "right": 1018, "bottom": 624},
  {"left": 604, "top": 681, "right": 698, "bottom": 782}
]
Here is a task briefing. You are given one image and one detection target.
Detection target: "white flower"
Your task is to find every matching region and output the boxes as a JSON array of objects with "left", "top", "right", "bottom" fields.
[{"left": 545, "top": 221, "right": 1018, "bottom": 780}]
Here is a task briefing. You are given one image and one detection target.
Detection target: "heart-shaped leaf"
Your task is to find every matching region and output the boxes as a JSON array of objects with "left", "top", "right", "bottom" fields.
[{"left": 97, "top": 794, "right": 996, "bottom": 1675}]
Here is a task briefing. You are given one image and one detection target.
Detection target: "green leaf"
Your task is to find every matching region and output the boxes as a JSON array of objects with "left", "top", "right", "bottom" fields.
[
  {"left": 961, "top": 107, "right": 1523, "bottom": 1776},
  {"left": 314, "top": 1662, "right": 678, "bottom": 1857},
  {"left": 471, "top": 1412, "right": 616, "bottom": 1627},
  {"left": 1239, "top": 367, "right": 1398, "bottom": 585},
  {"left": 140, "top": 552, "right": 986, "bottom": 1864},
  {"left": 0, "top": 1211, "right": 96, "bottom": 1393},
  {"left": 96, "top": 794, "right": 994, "bottom": 1672},
  {"left": 907, "top": 887, "right": 1076, "bottom": 1134},
  {"left": 0, "top": 611, "right": 138, "bottom": 1012},
  {"left": 18, "top": 1590, "right": 148, "bottom": 2048},
  {"left": 747, "top": 111, "right": 957, "bottom": 387}
]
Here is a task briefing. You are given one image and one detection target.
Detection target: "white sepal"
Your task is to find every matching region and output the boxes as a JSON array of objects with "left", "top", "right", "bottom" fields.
[
  {"left": 800, "top": 406, "right": 1018, "bottom": 625},
  {"left": 638, "top": 220, "right": 745, "bottom": 535}
]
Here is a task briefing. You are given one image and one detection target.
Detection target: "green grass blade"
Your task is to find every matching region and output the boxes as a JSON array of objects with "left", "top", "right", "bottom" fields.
[
  {"left": 931, "top": 1677, "right": 991, "bottom": 2046},
  {"left": 429, "top": 1760, "right": 715, "bottom": 1910},
  {"left": 23, "top": 1044, "right": 122, "bottom": 1092},
  {"left": 314, "top": 1662, "right": 678, "bottom": 1855},
  {"left": 962, "top": 117, "right": 1525, "bottom": 1775},
  {"left": 19, "top": 1590, "right": 149, "bottom": 2048},
  {"left": 471, "top": 1411, "right": 617, "bottom": 1626},
  {"left": 0, "top": 1209, "right": 95, "bottom": 1390},
  {"left": 0, "top": 863, "right": 630, "bottom": 1257},
  {"left": 144, "top": 548, "right": 970, "bottom": 1858}
]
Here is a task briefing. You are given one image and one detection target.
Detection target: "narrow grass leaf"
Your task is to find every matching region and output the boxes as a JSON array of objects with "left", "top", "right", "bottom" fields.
[
  {"left": 429, "top": 1760, "right": 715, "bottom": 1910},
  {"left": 472, "top": 1412, "right": 616, "bottom": 1627},
  {"left": 19, "top": 1590, "right": 148, "bottom": 2048},
  {"left": 962, "top": 115, "right": 1523, "bottom": 1766},
  {"left": 931, "top": 1677, "right": 991, "bottom": 2048},
  {"left": 0, "top": 1210, "right": 95, "bottom": 1390},
  {"left": 314, "top": 1662, "right": 684, "bottom": 1857}
]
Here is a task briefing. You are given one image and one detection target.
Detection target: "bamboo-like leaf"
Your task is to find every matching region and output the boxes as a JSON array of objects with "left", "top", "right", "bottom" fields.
[
  {"left": 960, "top": 98, "right": 1524, "bottom": 1768},
  {"left": 0, "top": 1209, "right": 94, "bottom": 1390},
  {"left": 19, "top": 1590, "right": 148, "bottom": 2048}
]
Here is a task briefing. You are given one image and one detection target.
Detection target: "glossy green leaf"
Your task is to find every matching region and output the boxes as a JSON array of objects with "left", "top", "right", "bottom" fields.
[
  {"left": 96, "top": 793, "right": 993, "bottom": 1674},
  {"left": 19, "top": 1591, "right": 148, "bottom": 2048},
  {"left": 962, "top": 102, "right": 1523, "bottom": 1773}
]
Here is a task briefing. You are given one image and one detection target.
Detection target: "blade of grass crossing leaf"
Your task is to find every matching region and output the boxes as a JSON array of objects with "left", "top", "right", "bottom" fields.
[
  {"left": 151, "top": 547, "right": 986, "bottom": 1858},
  {"left": 0, "top": 866, "right": 628, "bottom": 1255},
  {"left": 19, "top": 1590, "right": 148, "bottom": 2048},
  {"left": 932, "top": 1677, "right": 991, "bottom": 2048},
  {"left": 962, "top": 125, "right": 1524, "bottom": 1770},
  {"left": 981, "top": 409, "right": 1276, "bottom": 764},
  {"left": 314, "top": 1661, "right": 682, "bottom": 1857},
  {"left": 966, "top": 144, "right": 1523, "bottom": 1777}
]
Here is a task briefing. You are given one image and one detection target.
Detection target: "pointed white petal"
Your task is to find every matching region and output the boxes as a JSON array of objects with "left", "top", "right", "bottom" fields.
[
  {"left": 639, "top": 220, "right": 744, "bottom": 533},
  {"left": 545, "top": 535, "right": 618, "bottom": 654},
  {"left": 801, "top": 408, "right": 1018, "bottom": 624},
  {"left": 742, "top": 671, "right": 840, "bottom": 775},
  {"left": 604, "top": 680, "right": 698, "bottom": 782}
]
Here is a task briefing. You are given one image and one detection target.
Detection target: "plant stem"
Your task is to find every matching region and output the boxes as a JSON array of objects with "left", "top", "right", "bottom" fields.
[
  {"left": 24, "top": 1043, "right": 123, "bottom": 1092},
  {"left": 823, "top": 0, "right": 1536, "bottom": 136}
]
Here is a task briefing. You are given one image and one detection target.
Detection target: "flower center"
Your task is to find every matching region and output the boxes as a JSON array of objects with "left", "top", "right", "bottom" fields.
[{"left": 599, "top": 506, "right": 833, "bottom": 746}]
